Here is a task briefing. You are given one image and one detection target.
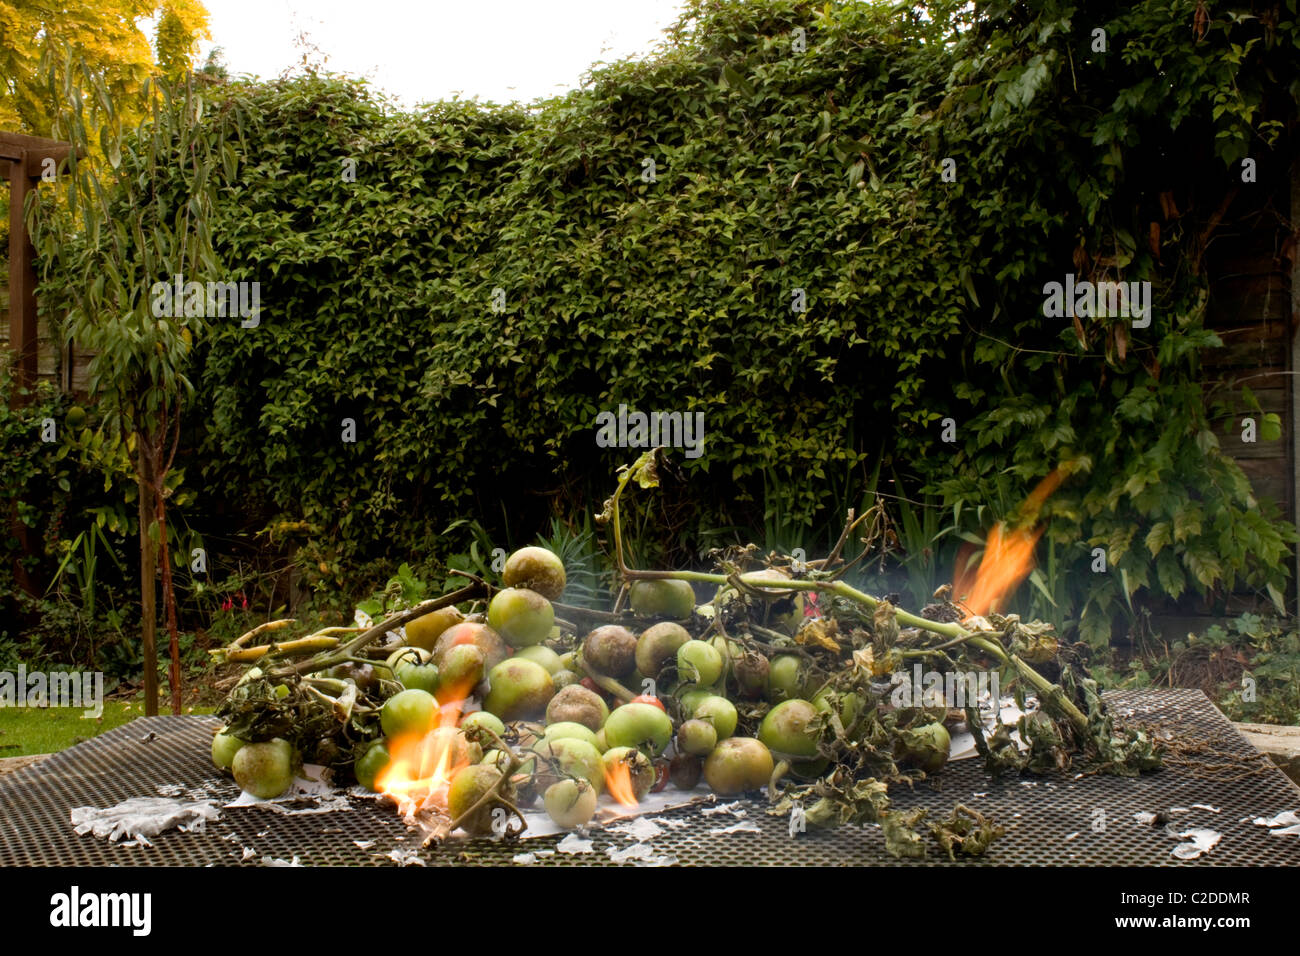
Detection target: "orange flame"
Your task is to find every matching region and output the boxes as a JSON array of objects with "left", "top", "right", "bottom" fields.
[
  {"left": 375, "top": 697, "right": 473, "bottom": 814},
  {"left": 603, "top": 760, "right": 639, "bottom": 809},
  {"left": 953, "top": 469, "right": 1064, "bottom": 619}
]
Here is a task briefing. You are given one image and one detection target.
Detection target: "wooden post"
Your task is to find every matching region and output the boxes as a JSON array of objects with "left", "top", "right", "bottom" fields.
[
  {"left": 2, "top": 132, "right": 78, "bottom": 405},
  {"left": 7, "top": 150, "right": 38, "bottom": 401},
  {"left": 1291, "top": 155, "right": 1300, "bottom": 612},
  {"left": 1, "top": 133, "right": 80, "bottom": 605},
  {"left": 4, "top": 152, "right": 39, "bottom": 599}
]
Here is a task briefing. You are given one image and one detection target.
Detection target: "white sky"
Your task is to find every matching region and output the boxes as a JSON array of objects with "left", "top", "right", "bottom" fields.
[{"left": 193, "top": 0, "right": 690, "bottom": 107}]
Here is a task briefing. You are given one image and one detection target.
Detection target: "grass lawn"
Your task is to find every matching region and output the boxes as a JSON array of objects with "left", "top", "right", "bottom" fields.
[{"left": 0, "top": 702, "right": 214, "bottom": 757}]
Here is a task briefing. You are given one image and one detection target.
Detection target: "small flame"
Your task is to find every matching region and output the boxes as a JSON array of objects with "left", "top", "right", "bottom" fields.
[
  {"left": 604, "top": 760, "right": 639, "bottom": 809},
  {"left": 953, "top": 469, "right": 1065, "bottom": 620}
]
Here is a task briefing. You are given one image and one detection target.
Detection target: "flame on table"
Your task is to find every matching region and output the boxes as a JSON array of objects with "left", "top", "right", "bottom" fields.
[
  {"left": 604, "top": 760, "right": 640, "bottom": 809},
  {"left": 375, "top": 698, "right": 472, "bottom": 816}
]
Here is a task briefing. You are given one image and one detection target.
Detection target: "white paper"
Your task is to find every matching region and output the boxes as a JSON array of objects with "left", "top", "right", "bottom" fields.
[
  {"left": 1171, "top": 828, "right": 1221, "bottom": 860},
  {"left": 606, "top": 842, "right": 675, "bottom": 865},
  {"left": 709, "top": 822, "right": 761, "bottom": 835},
  {"left": 387, "top": 847, "right": 425, "bottom": 866},
  {"left": 1252, "top": 810, "right": 1300, "bottom": 828},
  {"left": 948, "top": 695, "right": 1036, "bottom": 761},
  {"left": 556, "top": 832, "right": 594, "bottom": 854},
  {"left": 511, "top": 785, "right": 708, "bottom": 840},
  {"left": 606, "top": 817, "right": 664, "bottom": 842},
  {"left": 71, "top": 797, "right": 222, "bottom": 844}
]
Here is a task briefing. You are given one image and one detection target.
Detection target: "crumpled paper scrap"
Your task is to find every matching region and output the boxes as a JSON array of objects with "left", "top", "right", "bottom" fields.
[
  {"left": 556, "top": 832, "right": 594, "bottom": 854},
  {"left": 71, "top": 797, "right": 222, "bottom": 846},
  {"left": 1252, "top": 810, "right": 1300, "bottom": 836},
  {"left": 606, "top": 842, "right": 676, "bottom": 866},
  {"left": 606, "top": 817, "right": 664, "bottom": 842},
  {"left": 1170, "top": 828, "right": 1221, "bottom": 861}
]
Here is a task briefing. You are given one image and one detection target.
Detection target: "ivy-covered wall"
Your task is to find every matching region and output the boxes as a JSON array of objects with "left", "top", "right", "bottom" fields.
[{"left": 38, "top": 0, "right": 1300, "bottom": 648}]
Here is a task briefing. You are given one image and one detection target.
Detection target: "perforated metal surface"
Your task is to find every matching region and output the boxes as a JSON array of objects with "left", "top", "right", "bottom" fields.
[{"left": 1, "top": 690, "right": 1297, "bottom": 865}]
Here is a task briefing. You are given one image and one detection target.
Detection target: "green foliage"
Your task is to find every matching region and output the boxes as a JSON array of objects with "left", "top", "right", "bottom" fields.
[
  {"left": 355, "top": 561, "right": 430, "bottom": 618},
  {"left": 33, "top": 61, "right": 227, "bottom": 445},
  {"left": 1214, "top": 614, "right": 1300, "bottom": 726},
  {"left": 1096, "top": 612, "right": 1300, "bottom": 726},
  {"left": 31, "top": 0, "right": 1300, "bottom": 645},
  {"left": 0, "top": 372, "right": 74, "bottom": 596}
]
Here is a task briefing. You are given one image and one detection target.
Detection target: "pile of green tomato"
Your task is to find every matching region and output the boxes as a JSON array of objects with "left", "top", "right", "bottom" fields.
[{"left": 212, "top": 546, "right": 937, "bottom": 835}]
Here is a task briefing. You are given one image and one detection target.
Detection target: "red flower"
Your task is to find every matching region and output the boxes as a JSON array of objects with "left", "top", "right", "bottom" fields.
[{"left": 803, "top": 592, "right": 822, "bottom": 618}]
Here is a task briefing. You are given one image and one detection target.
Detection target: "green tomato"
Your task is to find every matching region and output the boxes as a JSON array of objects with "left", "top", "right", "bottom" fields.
[
  {"left": 447, "top": 764, "right": 512, "bottom": 836},
  {"left": 533, "top": 737, "right": 605, "bottom": 793},
  {"left": 629, "top": 579, "right": 695, "bottom": 620},
  {"left": 635, "top": 622, "right": 691, "bottom": 677},
  {"left": 396, "top": 659, "right": 440, "bottom": 695},
  {"left": 460, "top": 710, "right": 507, "bottom": 741},
  {"left": 354, "top": 739, "right": 391, "bottom": 791},
  {"left": 211, "top": 728, "right": 245, "bottom": 771},
  {"left": 677, "top": 719, "right": 717, "bottom": 757},
  {"left": 381, "top": 688, "right": 439, "bottom": 738},
  {"left": 483, "top": 659, "right": 555, "bottom": 721},
  {"left": 703, "top": 737, "right": 774, "bottom": 796},
  {"left": 487, "top": 588, "right": 555, "bottom": 648},
  {"left": 692, "top": 695, "right": 738, "bottom": 740},
  {"left": 601, "top": 746, "right": 656, "bottom": 801},
  {"left": 758, "top": 699, "right": 827, "bottom": 778},
  {"left": 767, "top": 654, "right": 808, "bottom": 702},
  {"left": 502, "top": 546, "right": 567, "bottom": 601},
  {"left": 677, "top": 687, "right": 713, "bottom": 718},
  {"left": 542, "top": 721, "right": 599, "bottom": 747},
  {"left": 232, "top": 738, "right": 295, "bottom": 799},
  {"left": 544, "top": 778, "right": 596, "bottom": 828},
  {"left": 896, "top": 722, "right": 951, "bottom": 773},
  {"left": 603, "top": 702, "right": 674, "bottom": 756},
  {"left": 677, "top": 640, "right": 723, "bottom": 687},
  {"left": 813, "top": 687, "right": 864, "bottom": 728},
  {"left": 436, "top": 644, "right": 487, "bottom": 703},
  {"left": 514, "top": 644, "right": 563, "bottom": 674},
  {"left": 404, "top": 606, "right": 464, "bottom": 651},
  {"left": 386, "top": 645, "right": 431, "bottom": 670}
]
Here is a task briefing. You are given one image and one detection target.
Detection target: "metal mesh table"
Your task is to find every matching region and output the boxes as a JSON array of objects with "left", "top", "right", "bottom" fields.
[{"left": 2, "top": 689, "right": 1297, "bottom": 866}]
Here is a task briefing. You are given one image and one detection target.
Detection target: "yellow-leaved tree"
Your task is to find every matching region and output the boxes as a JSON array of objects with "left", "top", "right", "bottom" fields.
[{"left": 0, "top": 0, "right": 211, "bottom": 246}]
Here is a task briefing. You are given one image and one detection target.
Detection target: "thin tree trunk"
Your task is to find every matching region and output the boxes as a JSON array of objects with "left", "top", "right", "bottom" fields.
[
  {"left": 154, "top": 403, "right": 185, "bottom": 715},
  {"left": 136, "top": 439, "right": 158, "bottom": 717},
  {"left": 156, "top": 471, "right": 182, "bottom": 715}
]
